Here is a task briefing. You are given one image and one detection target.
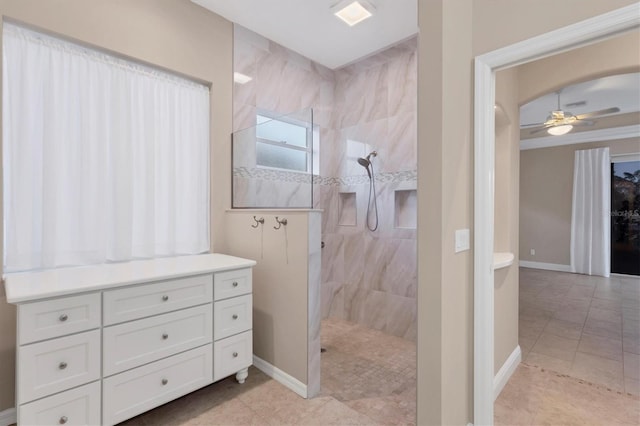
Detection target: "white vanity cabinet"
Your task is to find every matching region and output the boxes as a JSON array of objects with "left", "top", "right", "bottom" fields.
[
  {"left": 4, "top": 253, "right": 256, "bottom": 426},
  {"left": 212, "top": 268, "right": 253, "bottom": 383}
]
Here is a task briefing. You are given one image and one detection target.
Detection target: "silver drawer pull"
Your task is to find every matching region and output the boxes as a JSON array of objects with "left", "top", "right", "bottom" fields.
[
  {"left": 162, "top": 333, "right": 169, "bottom": 340},
  {"left": 233, "top": 352, "right": 238, "bottom": 358},
  {"left": 59, "top": 314, "right": 68, "bottom": 322},
  {"left": 161, "top": 378, "right": 168, "bottom": 386},
  {"left": 232, "top": 314, "right": 238, "bottom": 320},
  {"left": 232, "top": 281, "right": 238, "bottom": 287},
  {"left": 162, "top": 295, "right": 169, "bottom": 301},
  {"left": 59, "top": 361, "right": 68, "bottom": 370},
  {"left": 59, "top": 416, "right": 68, "bottom": 425}
]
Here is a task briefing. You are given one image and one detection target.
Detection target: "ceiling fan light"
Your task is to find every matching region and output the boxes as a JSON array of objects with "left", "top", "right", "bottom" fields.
[{"left": 547, "top": 124, "right": 573, "bottom": 136}]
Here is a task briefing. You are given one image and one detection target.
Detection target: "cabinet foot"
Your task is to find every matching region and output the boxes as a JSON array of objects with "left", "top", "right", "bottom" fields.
[{"left": 236, "top": 368, "right": 249, "bottom": 384}]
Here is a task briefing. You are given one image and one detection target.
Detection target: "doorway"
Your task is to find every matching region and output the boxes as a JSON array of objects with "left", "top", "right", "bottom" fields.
[
  {"left": 473, "top": 5, "right": 640, "bottom": 424},
  {"left": 611, "top": 157, "right": 640, "bottom": 275}
]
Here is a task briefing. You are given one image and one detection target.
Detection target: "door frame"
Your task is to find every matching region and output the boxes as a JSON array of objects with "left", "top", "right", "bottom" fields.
[{"left": 473, "top": 4, "right": 640, "bottom": 424}]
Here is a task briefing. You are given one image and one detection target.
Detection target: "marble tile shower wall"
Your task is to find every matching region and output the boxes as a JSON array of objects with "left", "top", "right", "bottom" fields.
[
  {"left": 233, "top": 26, "right": 335, "bottom": 132},
  {"left": 320, "top": 39, "right": 417, "bottom": 341},
  {"left": 232, "top": 25, "right": 334, "bottom": 207},
  {"left": 233, "top": 25, "right": 417, "bottom": 340}
]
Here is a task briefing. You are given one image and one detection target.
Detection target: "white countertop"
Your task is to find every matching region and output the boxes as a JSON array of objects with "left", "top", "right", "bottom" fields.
[{"left": 3, "top": 253, "right": 257, "bottom": 304}]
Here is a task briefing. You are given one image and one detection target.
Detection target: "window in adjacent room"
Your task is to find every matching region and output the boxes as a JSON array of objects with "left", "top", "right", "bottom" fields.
[{"left": 611, "top": 155, "right": 640, "bottom": 276}]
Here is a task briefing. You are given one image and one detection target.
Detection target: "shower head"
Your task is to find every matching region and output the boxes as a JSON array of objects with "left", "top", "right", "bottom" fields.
[
  {"left": 357, "top": 151, "right": 377, "bottom": 179},
  {"left": 357, "top": 157, "right": 370, "bottom": 168},
  {"left": 357, "top": 151, "right": 377, "bottom": 167}
]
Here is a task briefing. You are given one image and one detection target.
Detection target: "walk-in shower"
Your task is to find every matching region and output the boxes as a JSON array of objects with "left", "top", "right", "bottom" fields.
[
  {"left": 232, "top": 22, "right": 418, "bottom": 423},
  {"left": 357, "top": 151, "right": 379, "bottom": 231}
]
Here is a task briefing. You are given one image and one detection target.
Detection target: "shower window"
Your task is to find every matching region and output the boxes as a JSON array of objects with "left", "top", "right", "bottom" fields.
[
  {"left": 256, "top": 113, "right": 311, "bottom": 172},
  {"left": 232, "top": 108, "right": 317, "bottom": 209}
]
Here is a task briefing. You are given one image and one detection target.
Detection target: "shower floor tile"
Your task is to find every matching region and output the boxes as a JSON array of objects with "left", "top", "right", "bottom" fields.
[
  {"left": 320, "top": 318, "right": 416, "bottom": 400},
  {"left": 319, "top": 318, "right": 417, "bottom": 424}
]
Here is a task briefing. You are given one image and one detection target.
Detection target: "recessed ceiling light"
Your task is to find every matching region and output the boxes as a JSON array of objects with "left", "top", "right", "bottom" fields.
[
  {"left": 332, "top": 0, "right": 375, "bottom": 27},
  {"left": 233, "top": 72, "right": 252, "bottom": 84}
]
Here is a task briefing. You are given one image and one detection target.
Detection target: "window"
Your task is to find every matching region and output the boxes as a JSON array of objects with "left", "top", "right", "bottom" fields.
[
  {"left": 255, "top": 113, "right": 315, "bottom": 173},
  {"left": 2, "top": 23, "right": 210, "bottom": 272},
  {"left": 611, "top": 155, "right": 640, "bottom": 275}
]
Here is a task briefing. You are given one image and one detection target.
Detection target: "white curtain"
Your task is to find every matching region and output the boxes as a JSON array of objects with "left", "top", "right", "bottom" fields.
[
  {"left": 570, "top": 147, "right": 611, "bottom": 277},
  {"left": 3, "top": 23, "right": 210, "bottom": 272}
]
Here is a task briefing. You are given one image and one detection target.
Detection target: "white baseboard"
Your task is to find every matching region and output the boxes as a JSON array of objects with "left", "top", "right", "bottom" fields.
[
  {"left": 611, "top": 273, "right": 640, "bottom": 279},
  {"left": 494, "top": 345, "right": 521, "bottom": 400},
  {"left": 0, "top": 407, "right": 16, "bottom": 426},
  {"left": 252, "top": 355, "right": 308, "bottom": 399},
  {"left": 519, "top": 260, "right": 571, "bottom": 273}
]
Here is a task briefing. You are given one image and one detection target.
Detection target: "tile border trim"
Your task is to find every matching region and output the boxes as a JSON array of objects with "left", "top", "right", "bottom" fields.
[{"left": 233, "top": 167, "right": 417, "bottom": 186}]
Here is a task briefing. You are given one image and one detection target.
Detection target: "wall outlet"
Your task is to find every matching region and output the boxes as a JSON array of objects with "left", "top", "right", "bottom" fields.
[
  {"left": 530, "top": 249, "right": 535, "bottom": 256},
  {"left": 455, "top": 229, "right": 470, "bottom": 253}
]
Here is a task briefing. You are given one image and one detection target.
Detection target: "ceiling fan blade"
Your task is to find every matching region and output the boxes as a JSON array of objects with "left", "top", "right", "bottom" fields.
[
  {"left": 520, "top": 122, "right": 546, "bottom": 128},
  {"left": 574, "top": 120, "right": 595, "bottom": 127},
  {"left": 575, "top": 107, "right": 620, "bottom": 120}
]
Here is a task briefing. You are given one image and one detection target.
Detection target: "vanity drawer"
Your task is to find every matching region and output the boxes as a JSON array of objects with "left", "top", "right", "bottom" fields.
[
  {"left": 214, "top": 294, "right": 252, "bottom": 340},
  {"left": 213, "top": 330, "right": 252, "bottom": 381},
  {"left": 18, "top": 329, "right": 101, "bottom": 403},
  {"left": 103, "top": 274, "right": 213, "bottom": 325},
  {"left": 103, "top": 345, "right": 212, "bottom": 426},
  {"left": 213, "top": 268, "right": 251, "bottom": 301},
  {"left": 19, "top": 381, "right": 101, "bottom": 426},
  {"left": 103, "top": 304, "right": 212, "bottom": 376},
  {"left": 18, "top": 293, "right": 101, "bottom": 345}
]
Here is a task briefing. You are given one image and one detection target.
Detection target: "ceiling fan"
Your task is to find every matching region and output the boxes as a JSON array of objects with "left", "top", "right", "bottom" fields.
[{"left": 522, "top": 91, "right": 620, "bottom": 136}]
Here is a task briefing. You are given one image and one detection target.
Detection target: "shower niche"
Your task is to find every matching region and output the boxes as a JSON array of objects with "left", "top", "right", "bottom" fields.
[
  {"left": 232, "top": 108, "right": 318, "bottom": 209},
  {"left": 394, "top": 189, "right": 417, "bottom": 229},
  {"left": 338, "top": 192, "right": 357, "bottom": 226}
]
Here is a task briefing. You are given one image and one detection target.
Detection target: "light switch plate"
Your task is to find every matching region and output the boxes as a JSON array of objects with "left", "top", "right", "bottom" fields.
[{"left": 455, "top": 229, "right": 470, "bottom": 253}]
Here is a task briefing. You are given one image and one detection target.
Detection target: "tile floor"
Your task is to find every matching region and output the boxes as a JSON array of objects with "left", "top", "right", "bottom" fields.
[
  {"left": 119, "top": 318, "right": 417, "bottom": 425},
  {"left": 495, "top": 362, "right": 640, "bottom": 425},
  {"left": 113, "top": 270, "right": 640, "bottom": 425},
  {"left": 519, "top": 267, "right": 640, "bottom": 395}
]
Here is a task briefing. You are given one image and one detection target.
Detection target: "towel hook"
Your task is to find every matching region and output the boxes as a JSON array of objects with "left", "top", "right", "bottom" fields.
[
  {"left": 252, "top": 216, "right": 265, "bottom": 228},
  {"left": 273, "top": 216, "right": 288, "bottom": 230}
]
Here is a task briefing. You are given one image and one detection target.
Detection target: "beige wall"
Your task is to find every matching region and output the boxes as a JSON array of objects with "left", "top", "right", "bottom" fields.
[
  {"left": 417, "top": 1, "right": 473, "bottom": 424},
  {"left": 520, "top": 138, "right": 640, "bottom": 266},
  {"left": 221, "top": 211, "right": 313, "bottom": 385},
  {"left": 0, "top": 0, "right": 233, "bottom": 411},
  {"left": 494, "top": 68, "right": 520, "bottom": 373},
  {"left": 518, "top": 30, "right": 640, "bottom": 105},
  {"left": 417, "top": 1, "right": 638, "bottom": 424},
  {"left": 471, "top": 0, "right": 639, "bottom": 55}
]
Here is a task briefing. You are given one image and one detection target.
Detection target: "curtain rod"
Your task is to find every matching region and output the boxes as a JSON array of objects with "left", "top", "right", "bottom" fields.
[{"left": 611, "top": 153, "right": 640, "bottom": 157}]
